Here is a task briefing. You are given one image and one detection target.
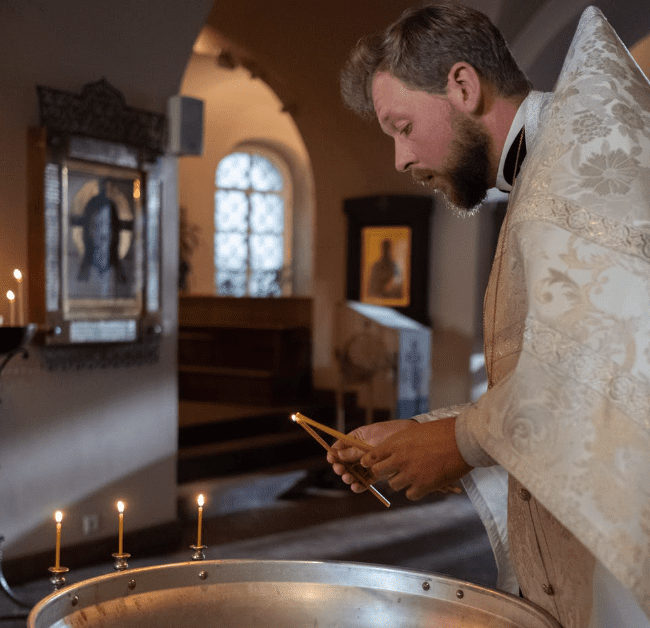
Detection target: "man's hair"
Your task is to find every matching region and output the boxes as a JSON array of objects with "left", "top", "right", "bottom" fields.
[{"left": 341, "top": 1, "right": 532, "bottom": 118}]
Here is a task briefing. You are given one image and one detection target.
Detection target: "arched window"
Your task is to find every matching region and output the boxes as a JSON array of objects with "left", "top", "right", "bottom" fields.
[{"left": 214, "top": 146, "right": 292, "bottom": 297}]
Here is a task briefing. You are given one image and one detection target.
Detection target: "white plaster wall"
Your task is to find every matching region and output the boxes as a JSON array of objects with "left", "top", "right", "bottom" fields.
[{"left": 178, "top": 54, "right": 315, "bottom": 297}]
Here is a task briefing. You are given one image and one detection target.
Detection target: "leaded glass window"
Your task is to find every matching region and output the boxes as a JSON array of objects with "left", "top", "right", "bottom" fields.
[{"left": 215, "top": 149, "right": 291, "bottom": 297}]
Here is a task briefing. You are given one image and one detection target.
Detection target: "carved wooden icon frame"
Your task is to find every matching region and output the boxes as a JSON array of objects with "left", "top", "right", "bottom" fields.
[{"left": 27, "top": 79, "right": 165, "bottom": 355}]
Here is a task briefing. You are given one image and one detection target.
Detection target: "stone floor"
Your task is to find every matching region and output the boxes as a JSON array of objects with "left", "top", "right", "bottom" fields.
[{"left": 0, "top": 465, "right": 497, "bottom": 627}]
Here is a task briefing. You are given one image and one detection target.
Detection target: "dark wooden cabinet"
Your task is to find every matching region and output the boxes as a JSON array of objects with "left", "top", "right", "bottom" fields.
[
  {"left": 178, "top": 325, "right": 311, "bottom": 405},
  {"left": 177, "top": 296, "right": 321, "bottom": 482}
]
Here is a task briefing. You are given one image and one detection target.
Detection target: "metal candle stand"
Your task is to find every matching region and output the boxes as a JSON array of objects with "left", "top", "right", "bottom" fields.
[
  {"left": 189, "top": 545, "right": 207, "bottom": 561},
  {"left": 111, "top": 552, "right": 131, "bottom": 571},
  {"left": 48, "top": 566, "right": 69, "bottom": 591}
]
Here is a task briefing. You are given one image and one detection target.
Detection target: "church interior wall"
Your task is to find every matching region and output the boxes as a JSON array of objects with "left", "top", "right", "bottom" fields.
[{"left": 0, "top": 0, "right": 213, "bottom": 558}]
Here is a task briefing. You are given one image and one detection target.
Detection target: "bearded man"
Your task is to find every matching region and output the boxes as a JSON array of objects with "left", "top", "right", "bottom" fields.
[{"left": 328, "top": 3, "right": 650, "bottom": 627}]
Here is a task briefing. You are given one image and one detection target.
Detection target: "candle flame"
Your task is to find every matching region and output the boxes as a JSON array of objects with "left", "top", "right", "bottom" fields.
[
  {"left": 13, "top": 269, "right": 22, "bottom": 281},
  {"left": 198, "top": 494, "right": 205, "bottom": 507},
  {"left": 7, "top": 290, "right": 15, "bottom": 302},
  {"left": 55, "top": 511, "right": 63, "bottom": 523},
  {"left": 117, "top": 501, "right": 125, "bottom": 513}
]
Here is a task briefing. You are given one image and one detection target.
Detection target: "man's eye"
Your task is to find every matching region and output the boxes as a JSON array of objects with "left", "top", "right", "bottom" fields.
[{"left": 400, "top": 124, "right": 412, "bottom": 136}]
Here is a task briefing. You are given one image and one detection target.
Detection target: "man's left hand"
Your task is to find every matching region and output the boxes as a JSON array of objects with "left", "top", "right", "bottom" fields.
[{"left": 360, "top": 416, "right": 472, "bottom": 500}]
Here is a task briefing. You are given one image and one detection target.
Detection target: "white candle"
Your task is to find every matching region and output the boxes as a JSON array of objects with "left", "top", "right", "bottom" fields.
[
  {"left": 6, "top": 291, "right": 15, "bottom": 327},
  {"left": 117, "top": 501, "right": 125, "bottom": 554},
  {"left": 13, "top": 269, "right": 24, "bottom": 326}
]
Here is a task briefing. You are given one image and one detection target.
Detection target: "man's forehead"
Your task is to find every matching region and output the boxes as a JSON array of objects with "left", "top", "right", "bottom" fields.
[
  {"left": 373, "top": 72, "right": 448, "bottom": 126},
  {"left": 372, "top": 72, "right": 407, "bottom": 120},
  {"left": 372, "top": 72, "right": 406, "bottom": 100}
]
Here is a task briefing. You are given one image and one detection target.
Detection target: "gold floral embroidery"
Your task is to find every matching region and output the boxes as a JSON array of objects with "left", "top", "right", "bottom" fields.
[
  {"left": 578, "top": 142, "right": 639, "bottom": 196},
  {"left": 513, "top": 196, "right": 650, "bottom": 264},
  {"left": 600, "top": 57, "right": 630, "bottom": 82},
  {"left": 523, "top": 318, "right": 650, "bottom": 431},
  {"left": 572, "top": 110, "right": 610, "bottom": 144},
  {"left": 611, "top": 103, "right": 650, "bottom": 142}
]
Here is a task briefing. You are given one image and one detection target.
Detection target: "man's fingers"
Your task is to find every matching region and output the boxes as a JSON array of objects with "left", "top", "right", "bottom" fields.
[
  {"left": 338, "top": 469, "right": 368, "bottom": 492},
  {"left": 337, "top": 447, "right": 365, "bottom": 462},
  {"left": 364, "top": 451, "right": 396, "bottom": 479},
  {"left": 329, "top": 450, "right": 375, "bottom": 494},
  {"left": 405, "top": 484, "right": 430, "bottom": 501},
  {"left": 360, "top": 448, "right": 386, "bottom": 469}
]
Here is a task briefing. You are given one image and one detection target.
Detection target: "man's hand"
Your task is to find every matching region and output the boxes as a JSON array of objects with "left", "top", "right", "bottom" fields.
[
  {"left": 360, "top": 416, "right": 472, "bottom": 500},
  {"left": 326, "top": 419, "right": 415, "bottom": 493}
]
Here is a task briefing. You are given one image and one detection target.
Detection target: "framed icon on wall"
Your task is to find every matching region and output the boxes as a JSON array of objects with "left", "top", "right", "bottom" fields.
[
  {"left": 27, "top": 79, "right": 165, "bottom": 350},
  {"left": 345, "top": 195, "right": 434, "bottom": 326},
  {"left": 360, "top": 225, "right": 411, "bottom": 308}
]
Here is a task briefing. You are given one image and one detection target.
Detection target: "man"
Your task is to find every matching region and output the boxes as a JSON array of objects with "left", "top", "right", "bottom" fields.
[{"left": 328, "top": 3, "right": 650, "bottom": 627}]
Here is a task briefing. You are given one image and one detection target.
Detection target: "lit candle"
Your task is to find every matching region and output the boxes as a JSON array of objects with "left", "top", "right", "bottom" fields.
[
  {"left": 197, "top": 494, "right": 204, "bottom": 547},
  {"left": 13, "top": 269, "right": 24, "bottom": 326},
  {"left": 6, "top": 291, "right": 15, "bottom": 327},
  {"left": 117, "top": 501, "right": 125, "bottom": 554},
  {"left": 54, "top": 511, "right": 63, "bottom": 569}
]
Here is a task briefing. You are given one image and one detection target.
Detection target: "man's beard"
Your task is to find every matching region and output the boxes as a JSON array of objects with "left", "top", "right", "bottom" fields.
[{"left": 413, "top": 111, "right": 491, "bottom": 218}]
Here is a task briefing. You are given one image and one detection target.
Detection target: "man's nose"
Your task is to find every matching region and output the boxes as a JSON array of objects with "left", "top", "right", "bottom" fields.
[{"left": 395, "top": 140, "right": 415, "bottom": 172}]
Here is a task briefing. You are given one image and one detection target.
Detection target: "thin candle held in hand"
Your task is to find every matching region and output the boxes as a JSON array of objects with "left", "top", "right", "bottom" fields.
[
  {"left": 117, "top": 501, "right": 125, "bottom": 554},
  {"left": 291, "top": 414, "right": 390, "bottom": 507},
  {"left": 54, "top": 511, "right": 63, "bottom": 569},
  {"left": 291, "top": 412, "right": 372, "bottom": 452},
  {"left": 197, "top": 494, "right": 204, "bottom": 547}
]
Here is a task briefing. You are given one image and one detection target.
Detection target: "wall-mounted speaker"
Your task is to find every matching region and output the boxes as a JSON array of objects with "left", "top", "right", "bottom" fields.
[{"left": 167, "top": 95, "right": 204, "bottom": 156}]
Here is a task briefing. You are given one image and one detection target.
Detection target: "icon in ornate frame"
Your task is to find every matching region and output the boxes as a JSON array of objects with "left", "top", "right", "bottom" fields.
[{"left": 360, "top": 225, "right": 411, "bottom": 307}]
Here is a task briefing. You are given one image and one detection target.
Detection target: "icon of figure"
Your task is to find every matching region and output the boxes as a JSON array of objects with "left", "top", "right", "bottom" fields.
[
  {"left": 368, "top": 238, "right": 403, "bottom": 299},
  {"left": 77, "top": 183, "right": 128, "bottom": 283}
]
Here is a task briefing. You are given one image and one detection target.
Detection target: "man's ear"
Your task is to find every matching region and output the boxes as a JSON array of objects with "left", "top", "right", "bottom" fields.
[{"left": 446, "top": 62, "right": 482, "bottom": 113}]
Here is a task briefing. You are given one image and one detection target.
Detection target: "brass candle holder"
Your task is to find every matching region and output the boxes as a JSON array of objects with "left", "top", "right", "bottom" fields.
[
  {"left": 111, "top": 552, "right": 131, "bottom": 571},
  {"left": 189, "top": 544, "right": 207, "bottom": 561},
  {"left": 48, "top": 566, "right": 69, "bottom": 591}
]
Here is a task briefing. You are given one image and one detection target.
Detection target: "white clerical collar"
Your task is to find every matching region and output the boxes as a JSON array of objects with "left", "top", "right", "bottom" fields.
[{"left": 495, "top": 90, "right": 549, "bottom": 193}]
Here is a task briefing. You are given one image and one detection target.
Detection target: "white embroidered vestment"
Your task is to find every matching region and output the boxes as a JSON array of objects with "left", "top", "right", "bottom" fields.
[{"left": 422, "top": 6, "right": 650, "bottom": 621}]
